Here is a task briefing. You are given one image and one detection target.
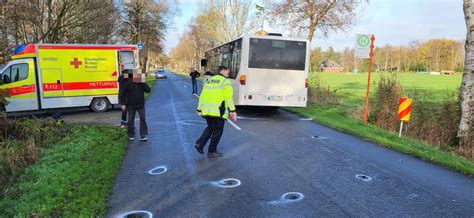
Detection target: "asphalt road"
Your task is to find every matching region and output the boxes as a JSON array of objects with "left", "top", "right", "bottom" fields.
[{"left": 107, "top": 72, "right": 474, "bottom": 217}]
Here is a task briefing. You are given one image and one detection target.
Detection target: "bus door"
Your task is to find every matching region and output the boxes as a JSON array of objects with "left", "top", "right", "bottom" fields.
[{"left": 0, "top": 58, "right": 39, "bottom": 112}]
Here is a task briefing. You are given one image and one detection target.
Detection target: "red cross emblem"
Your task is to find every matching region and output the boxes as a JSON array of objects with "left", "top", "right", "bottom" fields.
[{"left": 70, "top": 58, "right": 82, "bottom": 69}]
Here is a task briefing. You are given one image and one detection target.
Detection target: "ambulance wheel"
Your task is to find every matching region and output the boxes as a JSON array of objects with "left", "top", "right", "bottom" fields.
[{"left": 90, "top": 98, "right": 110, "bottom": 112}]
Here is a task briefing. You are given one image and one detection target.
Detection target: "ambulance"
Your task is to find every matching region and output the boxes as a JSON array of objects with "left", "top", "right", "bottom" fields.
[{"left": 0, "top": 44, "right": 139, "bottom": 113}]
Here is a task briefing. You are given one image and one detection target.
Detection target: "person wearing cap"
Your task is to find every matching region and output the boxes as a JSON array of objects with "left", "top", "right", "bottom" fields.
[{"left": 194, "top": 66, "right": 237, "bottom": 158}]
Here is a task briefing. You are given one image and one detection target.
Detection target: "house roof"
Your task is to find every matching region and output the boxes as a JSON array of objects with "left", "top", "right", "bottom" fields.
[{"left": 322, "top": 59, "right": 341, "bottom": 67}]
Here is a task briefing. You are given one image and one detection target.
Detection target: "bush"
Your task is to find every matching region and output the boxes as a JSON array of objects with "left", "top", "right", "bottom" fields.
[
  {"left": 371, "top": 74, "right": 403, "bottom": 131},
  {"left": 308, "top": 74, "right": 341, "bottom": 105},
  {"left": 367, "top": 75, "right": 473, "bottom": 160},
  {"left": 405, "top": 93, "right": 461, "bottom": 147},
  {"left": 0, "top": 88, "right": 8, "bottom": 117}
]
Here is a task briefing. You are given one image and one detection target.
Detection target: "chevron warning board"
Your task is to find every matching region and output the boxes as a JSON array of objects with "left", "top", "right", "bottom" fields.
[{"left": 397, "top": 98, "right": 413, "bottom": 121}]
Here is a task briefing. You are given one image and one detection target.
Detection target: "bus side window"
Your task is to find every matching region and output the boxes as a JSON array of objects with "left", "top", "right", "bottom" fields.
[{"left": 229, "top": 39, "right": 242, "bottom": 79}]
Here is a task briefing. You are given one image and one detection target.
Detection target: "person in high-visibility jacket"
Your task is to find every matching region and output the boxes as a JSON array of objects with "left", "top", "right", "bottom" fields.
[{"left": 195, "top": 66, "right": 237, "bottom": 158}]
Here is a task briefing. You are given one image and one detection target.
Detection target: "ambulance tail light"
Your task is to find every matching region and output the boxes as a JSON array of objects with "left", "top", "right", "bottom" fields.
[
  {"left": 240, "top": 75, "right": 246, "bottom": 85},
  {"left": 305, "top": 78, "right": 308, "bottom": 88}
]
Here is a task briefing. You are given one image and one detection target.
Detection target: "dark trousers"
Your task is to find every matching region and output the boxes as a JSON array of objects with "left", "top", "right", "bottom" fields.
[
  {"left": 127, "top": 105, "right": 148, "bottom": 137},
  {"left": 191, "top": 79, "right": 198, "bottom": 93},
  {"left": 121, "top": 108, "right": 127, "bottom": 125},
  {"left": 196, "top": 117, "right": 225, "bottom": 153}
]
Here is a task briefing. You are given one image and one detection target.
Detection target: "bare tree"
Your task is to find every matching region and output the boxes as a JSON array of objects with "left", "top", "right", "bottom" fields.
[
  {"left": 197, "top": 0, "right": 258, "bottom": 45},
  {"left": 459, "top": 0, "right": 473, "bottom": 143},
  {"left": 269, "top": 0, "right": 360, "bottom": 43},
  {"left": 2, "top": 0, "right": 118, "bottom": 46},
  {"left": 119, "top": 0, "right": 171, "bottom": 72}
]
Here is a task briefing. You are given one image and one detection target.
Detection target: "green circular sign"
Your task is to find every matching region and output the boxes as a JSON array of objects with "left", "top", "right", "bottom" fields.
[{"left": 357, "top": 35, "right": 370, "bottom": 47}]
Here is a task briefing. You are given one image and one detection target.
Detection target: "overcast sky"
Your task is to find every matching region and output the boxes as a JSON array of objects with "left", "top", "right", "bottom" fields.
[{"left": 165, "top": 0, "right": 466, "bottom": 54}]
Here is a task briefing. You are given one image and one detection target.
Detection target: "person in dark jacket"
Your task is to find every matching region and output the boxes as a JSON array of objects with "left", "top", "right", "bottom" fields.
[
  {"left": 119, "top": 73, "right": 151, "bottom": 141},
  {"left": 189, "top": 69, "right": 201, "bottom": 94},
  {"left": 118, "top": 71, "right": 131, "bottom": 128}
]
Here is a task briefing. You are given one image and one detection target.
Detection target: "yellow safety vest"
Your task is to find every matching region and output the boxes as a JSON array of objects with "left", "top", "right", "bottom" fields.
[{"left": 197, "top": 74, "right": 236, "bottom": 119}]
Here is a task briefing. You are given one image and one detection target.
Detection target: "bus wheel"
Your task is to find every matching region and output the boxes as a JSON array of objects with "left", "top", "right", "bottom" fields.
[{"left": 90, "top": 97, "right": 110, "bottom": 112}]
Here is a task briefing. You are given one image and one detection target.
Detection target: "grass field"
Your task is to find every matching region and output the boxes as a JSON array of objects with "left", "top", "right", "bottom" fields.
[{"left": 312, "top": 72, "right": 462, "bottom": 104}]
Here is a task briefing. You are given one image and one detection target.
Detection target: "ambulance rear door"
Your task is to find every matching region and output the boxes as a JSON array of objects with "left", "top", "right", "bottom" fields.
[
  {"left": 118, "top": 50, "right": 136, "bottom": 70},
  {"left": 0, "top": 58, "right": 39, "bottom": 112}
]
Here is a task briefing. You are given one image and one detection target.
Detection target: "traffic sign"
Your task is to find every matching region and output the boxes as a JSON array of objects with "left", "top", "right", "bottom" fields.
[
  {"left": 397, "top": 98, "right": 413, "bottom": 121},
  {"left": 397, "top": 97, "right": 413, "bottom": 137},
  {"left": 355, "top": 34, "right": 372, "bottom": 59},
  {"left": 137, "top": 43, "right": 144, "bottom": 50}
]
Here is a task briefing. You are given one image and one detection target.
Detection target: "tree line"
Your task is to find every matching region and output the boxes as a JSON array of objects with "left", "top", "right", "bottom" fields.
[
  {"left": 0, "top": 0, "right": 174, "bottom": 72},
  {"left": 312, "top": 38, "right": 464, "bottom": 73},
  {"left": 170, "top": 0, "right": 257, "bottom": 72}
]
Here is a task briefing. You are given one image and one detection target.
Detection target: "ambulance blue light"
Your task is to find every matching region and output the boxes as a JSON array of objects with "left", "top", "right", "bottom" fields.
[{"left": 12, "top": 44, "right": 27, "bottom": 55}]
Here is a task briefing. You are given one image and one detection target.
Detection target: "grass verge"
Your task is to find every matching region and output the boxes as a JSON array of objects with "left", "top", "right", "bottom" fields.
[
  {"left": 0, "top": 124, "right": 128, "bottom": 216},
  {"left": 286, "top": 105, "right": 474, "bottom": 177},
  {"left": 145, "top": 77, "right": 156, "bottom": 100}
]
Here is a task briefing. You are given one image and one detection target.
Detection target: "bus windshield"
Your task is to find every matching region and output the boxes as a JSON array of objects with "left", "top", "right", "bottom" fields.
[{"left": 249, "top": 38, "right": 306, "bottom": 70}]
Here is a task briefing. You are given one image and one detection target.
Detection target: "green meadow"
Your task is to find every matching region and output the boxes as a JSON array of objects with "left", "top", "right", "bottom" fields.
[{"left": 311, "top": 72, "right": 462, "bottom": 104}]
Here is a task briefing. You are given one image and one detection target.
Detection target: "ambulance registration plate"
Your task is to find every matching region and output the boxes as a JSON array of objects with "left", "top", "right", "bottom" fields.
[{"left": 268, "top": 96, "right": 284, "bottom": 101}]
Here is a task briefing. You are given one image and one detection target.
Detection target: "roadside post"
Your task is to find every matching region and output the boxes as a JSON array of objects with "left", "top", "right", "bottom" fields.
[
  {"left": 397, "top": 98, "right": 413, "bottom": 137},
  {"left": 355, "top": 34, "right": 375, "bottom": 125}
]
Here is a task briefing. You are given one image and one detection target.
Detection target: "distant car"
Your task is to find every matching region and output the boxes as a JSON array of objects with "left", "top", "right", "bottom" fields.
[{"left": 155, "top": 69, "right": 167, "bottom": 79}]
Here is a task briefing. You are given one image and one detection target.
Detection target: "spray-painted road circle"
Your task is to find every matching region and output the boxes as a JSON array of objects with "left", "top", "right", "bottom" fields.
[
  {"left": 211, "top": 178, "right": 241, "bottom": 188},
  {"left": 355, "top": 174, "right": 372, "bottom": 182},
  {"left": 312, "top": 136, "right": 328, "bottom": 139},
  {"left": 281, "top": 192, "right": 304, "bottom": 201},
  {"left": 269, "top": 192, "right": 304, "bottom": 205},
  {"left": 148, "top": 166, "right": 167, "bottom": 175},
  {"left": 117, "top": 210, "right": 152, "bottom": 218}
]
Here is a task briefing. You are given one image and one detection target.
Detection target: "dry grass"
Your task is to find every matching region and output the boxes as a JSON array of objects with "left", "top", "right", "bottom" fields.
[
  {"left": 371, "top": 74, "right": 403, "bottom": 131},
  {"left": 0, "top": 118, "right": 66, "bottom": 186},
  {"left": 365, "top": 75, "right": 473, "bottom": 161},
  {"left": 308, "top": 75, "right": 341, "bottom": 105}
]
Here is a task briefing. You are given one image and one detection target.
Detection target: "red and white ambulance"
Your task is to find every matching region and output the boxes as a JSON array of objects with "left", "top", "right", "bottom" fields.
[{"left": 0, "top": 44, "right": 139, "bottom": 112}]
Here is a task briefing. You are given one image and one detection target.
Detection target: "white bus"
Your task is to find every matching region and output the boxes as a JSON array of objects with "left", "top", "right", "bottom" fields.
[{"left": 203, "top": 34, "right": 309, "bottom": 108}]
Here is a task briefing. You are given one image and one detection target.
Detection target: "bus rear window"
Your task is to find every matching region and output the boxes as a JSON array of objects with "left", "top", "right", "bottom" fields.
[{"left": 249, "top": 38, "right": 306, "bottom": 70}]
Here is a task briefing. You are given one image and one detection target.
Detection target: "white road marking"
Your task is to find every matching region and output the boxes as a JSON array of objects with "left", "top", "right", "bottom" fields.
[
  {"left": 184, "top": 85, "right": 188, "bottom": 88},
  {"left": 300, "top": 118, "right": 313, "bottom": 121},
  {"left": 193, "top": 93, "right": 200, "bottom": 98},
  {"left": 322, "top": 148, "right": 334, "bottom": 154}
]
